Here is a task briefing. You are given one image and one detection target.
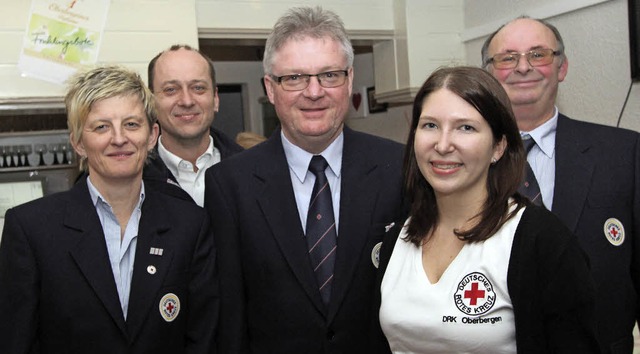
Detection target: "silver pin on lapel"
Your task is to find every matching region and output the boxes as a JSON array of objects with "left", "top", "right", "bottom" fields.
[
  {"left": 150, "top": 247, "right": 164, "bottom": 256},
  {"left": 147, "top": 265, "right": 157, "bottom": 275},
  {"left": 384, "top": 222, "right": 395, "bottom": 232}
]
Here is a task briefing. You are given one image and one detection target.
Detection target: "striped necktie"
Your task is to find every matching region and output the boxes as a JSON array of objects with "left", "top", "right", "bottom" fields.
[
  {"left": 518, "top": 136, "right": 543, "bottom": 206},
  {"left": 305, "top": 155, "right": 337, "bottom": 305}
]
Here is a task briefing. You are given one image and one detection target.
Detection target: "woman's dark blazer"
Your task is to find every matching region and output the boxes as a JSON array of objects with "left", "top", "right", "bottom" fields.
[
  {"left": 374, "top": 205, "right": 601, "bottom": 354},
  {"left": 0, "top": 176, "right": 218, "bottom": 354}
]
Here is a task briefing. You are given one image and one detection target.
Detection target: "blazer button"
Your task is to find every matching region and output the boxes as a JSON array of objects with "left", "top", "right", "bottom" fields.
[{"left": 326, "top": 329, "right": 335, "bottom": 341}]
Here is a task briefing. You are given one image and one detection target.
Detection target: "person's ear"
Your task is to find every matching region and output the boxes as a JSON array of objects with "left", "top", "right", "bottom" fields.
[
  {"left": 558, "top": 55, "right": 568, "bottom": 82},
  {"left": 493, "top": 135, "right": 507, "bottom": 162},
  {"left": 70, "top": 132, "right": 86, "bottom": 158},
  {"left": 148, "top": 123, "right": 159, "bottom": 150}
]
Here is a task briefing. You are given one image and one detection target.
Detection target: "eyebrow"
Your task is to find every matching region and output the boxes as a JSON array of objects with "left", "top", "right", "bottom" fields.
[
  {"left": 418, "top": 114, "right": 481, "bottom": 124},
  {"left": 502, "top": 45, "right": 548, "bottom": 53},
  {"left": 279, "top": 67, "right": 346, "bottom": 75},
  {"left": 160, "top": 79, "right": 210, "bottom": 86},
  {"left": 88, "top": 114, "right": 145, "bottom": 123}
]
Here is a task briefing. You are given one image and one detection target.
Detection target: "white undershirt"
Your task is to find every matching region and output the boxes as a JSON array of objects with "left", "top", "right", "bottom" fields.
[{"left": 380, "top": 207, "right": 525, "bottom": 354}]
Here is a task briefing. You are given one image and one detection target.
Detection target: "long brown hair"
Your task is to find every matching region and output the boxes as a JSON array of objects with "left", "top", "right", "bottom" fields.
[{"left": 403, "top": 66, "right": 529, "bottom": 245}]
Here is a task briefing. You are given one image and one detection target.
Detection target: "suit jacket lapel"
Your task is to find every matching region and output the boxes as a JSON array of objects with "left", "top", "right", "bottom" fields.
[
  {"left": 126, "top": 192, "right": 173, "bottom": 341},
  {"left": 66, "top": 180, "right": 128, "bottom": 336},
  {"left": 327, "top": 128, "right": 380, "bottom": 323},
  {"left": 255, "top": 134, "right": 326, "bottom": 312},
  {"left": 552, "top": 114, "right": 595, "bottom": 232}
]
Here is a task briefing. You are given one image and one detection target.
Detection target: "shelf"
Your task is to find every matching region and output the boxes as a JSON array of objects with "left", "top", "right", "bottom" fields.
[{"left": 0, "top": 162, "right": 78, "bottom": 174}]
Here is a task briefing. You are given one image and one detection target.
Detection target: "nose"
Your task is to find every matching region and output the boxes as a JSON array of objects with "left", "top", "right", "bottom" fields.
[
  {"left": 434, "top": 131, "right": 454, "bottom": 155},
  {"left": 303, "top": 76, "right": 325, "bottom": 99},
  {"left": 111, "top": 126, "right": 127, "bottom": 146},
  {"left": 514, "top": 53, "right": 533, "bottom": 74},
  {"left": 178, "top": 87, "right": 195, "bottom": 107}
]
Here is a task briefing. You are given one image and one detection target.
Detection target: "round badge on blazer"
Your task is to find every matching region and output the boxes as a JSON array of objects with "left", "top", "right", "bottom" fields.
[
  {"left": 371, "top": 242, "right": 382, "bottom": 269},
  {"left": 603, "top": 218, "right": 625, "bottom": 246},
  {"left": 159, "top": 293, "right": 180, "bottom": 322}
]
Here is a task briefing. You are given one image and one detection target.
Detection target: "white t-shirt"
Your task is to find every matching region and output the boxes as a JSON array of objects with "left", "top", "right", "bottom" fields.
[{"left": 380, "top": 207, "right": 525, "bottom": 354}]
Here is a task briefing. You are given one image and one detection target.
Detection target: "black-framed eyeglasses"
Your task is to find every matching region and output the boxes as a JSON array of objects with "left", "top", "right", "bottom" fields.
[
  {"left": 271, "top": 70, "right": 349, "bottom": 91},
  {"left": 488, "top": 48, "right": 562, "bottom": 69}
]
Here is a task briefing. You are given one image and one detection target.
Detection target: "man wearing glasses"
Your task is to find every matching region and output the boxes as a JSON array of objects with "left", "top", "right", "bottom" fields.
[
  {"left": 483, "top": 16, "right": 640, "bottom": 354},
  {"left": 204, "top": 5, "right": 404, "bottom": 353}
]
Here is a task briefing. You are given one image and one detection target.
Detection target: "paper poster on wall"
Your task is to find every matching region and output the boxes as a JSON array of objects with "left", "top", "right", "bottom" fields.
[{"left": 18, "top": 0, "right": 110, "bottom": 84}]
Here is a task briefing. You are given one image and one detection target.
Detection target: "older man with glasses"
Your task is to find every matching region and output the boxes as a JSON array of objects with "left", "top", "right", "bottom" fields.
[
  {"left": 203, "top": 5, "right": 405, "bottom": 354},
  {"left": 483, "top": 16, "right": 640, "bottom": 354}
]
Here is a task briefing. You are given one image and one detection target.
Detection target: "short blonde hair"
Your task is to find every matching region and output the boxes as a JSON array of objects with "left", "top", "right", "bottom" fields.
[{"left": 65, "top": 65, "right": 156, "bottom": 170}]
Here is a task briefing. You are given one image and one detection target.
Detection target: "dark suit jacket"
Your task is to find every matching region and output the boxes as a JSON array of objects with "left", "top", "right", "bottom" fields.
[
  {"left": 553, "top": 114, "right": 640, "bottom": 354},
  {"left": 144, "top": 126, "right": 244, "bottom": 202},
  {"left": 204, "top": 127, "right": 404, "bottom": 354},
  {"left": 0, "top": 177, "right": 218, "bottom": 354}
]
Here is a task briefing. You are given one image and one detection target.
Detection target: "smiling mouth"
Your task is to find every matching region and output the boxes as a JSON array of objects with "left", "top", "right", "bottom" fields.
[
  {"left": 299, "top": 107, "right": 328, "bottom": 118},
  {"left": 509, "top": 79, "right": 541, "bottom": 86},
  {"left": 174, "top": 113, "right": 200, "bottom": 119},
  {"left": 108, "top": 152, "right": 133, "bottom": 158},
  {"left": 301, "top": 107, "right": 326, "bottom": 112},
  {"left": 432, "top": 162, "right": 462, "bottom": 169}
]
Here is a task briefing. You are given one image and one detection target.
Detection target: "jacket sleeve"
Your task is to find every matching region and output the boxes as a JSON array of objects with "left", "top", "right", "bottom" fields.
[
  {"left": 204, "top": 167, "right": 249, "bottom": 354},
  {"left": 631, "top": 132, "right": 640, "bottom": 328},
  {"left": 370, "top": 221, "right": 405, "bottom": 354},
  {"left": 185, "top": 212, "right": 219, "bottom": 354},
  {"left": 510, "top": 207, "right": 600, "bottom": 353},
  {"left": 540, "top": 221, "right": 600, "bottom": 353},
  {"left": 0, "top": 208, "right": 40, "bottom": 354}
]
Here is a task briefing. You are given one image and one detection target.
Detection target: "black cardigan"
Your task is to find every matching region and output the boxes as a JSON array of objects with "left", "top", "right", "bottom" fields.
[{"left": 373, "top": 205, "right": 601, "bottom": 354}]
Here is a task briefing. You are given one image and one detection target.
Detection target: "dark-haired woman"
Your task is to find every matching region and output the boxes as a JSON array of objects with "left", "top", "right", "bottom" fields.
[{"left": 376, "top": 66, "right": 599, "bottom": 353}]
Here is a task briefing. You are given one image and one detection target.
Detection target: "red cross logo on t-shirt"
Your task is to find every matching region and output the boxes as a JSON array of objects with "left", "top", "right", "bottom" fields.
[
  {"left": 454, "top": 272, "right": 497, "bottom": 316},
  {"left": 464, "top": 282, "right": 486, "bottom": 305}
]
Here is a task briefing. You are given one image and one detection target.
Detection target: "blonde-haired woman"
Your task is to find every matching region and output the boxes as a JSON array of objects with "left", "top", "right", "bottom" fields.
[{"left": 0, "top": 66, "right": 218, "bottom": 354}]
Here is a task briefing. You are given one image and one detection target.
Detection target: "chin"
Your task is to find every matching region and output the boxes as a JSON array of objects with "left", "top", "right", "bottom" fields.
[{"left": 298, "top": 124, "right": 335, "bottom": 137}]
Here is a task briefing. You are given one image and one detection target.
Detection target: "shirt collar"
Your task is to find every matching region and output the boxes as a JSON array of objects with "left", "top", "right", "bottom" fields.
[
  {"left": 281, "top": 130, "right": 343, "bottom": 183},
  {"left": 87, "top": 176, "right": 146, "bottom": 210},
  {"left": 158, "top": 135, "right": 215, "bottom": 173},
  {"left": 520, "top": 106, "right": 558, "bottom": 158}
]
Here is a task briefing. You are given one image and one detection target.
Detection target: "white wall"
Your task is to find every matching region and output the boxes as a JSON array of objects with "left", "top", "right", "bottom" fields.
[
  {"left": 463, "top": 0, "right": 640, "bottom": 132},
  {"left": 196, "top": 0, "right": 394, "bottom": 32}
]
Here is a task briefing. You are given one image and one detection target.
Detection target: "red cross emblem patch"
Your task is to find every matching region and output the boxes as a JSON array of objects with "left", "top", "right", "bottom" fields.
[
  {"left": 454, "top": 272, "right": 496, "bottom": 316},
  {"left": 159, "top": 293, "right": 180, "bottom": 322},
  {"left": 603, "top": 218, "right": 625, "bottom": 246}
]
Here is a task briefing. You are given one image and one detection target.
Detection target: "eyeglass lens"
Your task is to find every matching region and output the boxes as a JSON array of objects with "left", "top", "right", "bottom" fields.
[
  {"left": 492, "top": 49, "right": 556, "bottom": 69},
  {"left": 279, "top": 71, "right": 347, "bottom": 91}
]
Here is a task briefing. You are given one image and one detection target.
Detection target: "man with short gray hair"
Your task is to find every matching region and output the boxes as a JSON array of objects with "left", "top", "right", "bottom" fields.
[
  {"left": 205, "top": 6, "right": 404, "bottom": 353},
  {"left": 484, "top": 17, "right": 640, "bottom": 353}
]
